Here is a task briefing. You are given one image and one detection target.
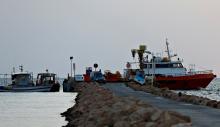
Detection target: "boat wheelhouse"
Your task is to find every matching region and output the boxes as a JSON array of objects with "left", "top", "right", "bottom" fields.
[
  {"left": 36, "top": 72, "right": 56, "bottom": 86},
  {"left": 11, "top": 66, "right": 34, "bottom": 86},
  {"left": 36, "top": 70, "right": 60, "bottom": 92},
  {"left": 143, "top": 58, "right": 187, "bottom": 76}
]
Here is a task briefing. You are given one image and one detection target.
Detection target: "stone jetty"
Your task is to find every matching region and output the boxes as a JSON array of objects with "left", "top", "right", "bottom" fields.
[
  {"left": 127, "top": 82, "right": 220, "bottom": 109},
  {"left": 62, "top": 82, "right": 191, "bottom": 127}
]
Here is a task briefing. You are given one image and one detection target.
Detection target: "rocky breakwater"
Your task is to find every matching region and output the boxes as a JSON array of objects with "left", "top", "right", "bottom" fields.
[
  {"left": 127, "top": 82, "right": 220, "bottom": 109},
  {"left": 62, "top": 82, "right": 191, "bottom": 127}
]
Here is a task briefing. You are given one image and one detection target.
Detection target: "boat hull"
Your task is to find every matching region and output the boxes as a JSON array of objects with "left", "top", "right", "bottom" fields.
[
  {"left": 0, "top": 85, "right": 60, "bottom": 92},
  {"left": 155, "top": 74, "right": 216, "bottom": 90}
]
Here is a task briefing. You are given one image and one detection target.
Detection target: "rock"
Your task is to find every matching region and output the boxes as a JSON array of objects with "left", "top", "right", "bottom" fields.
[
  {"left": 114, "top": 121, "right": 130, "bottom": 127},
  {"left": 178, "top": 92, "right": 182, "bottom": 97},
  {"left": 150, "top": 109, "right": 162, "bottom": 121},
  {"left": 172, "top": 123, "right": 192, "bottom": 127},
  {"left": 132, "top": 107, "right": 153, "bottom": 121},
  {"left": 137, "top": 100, "right": 151, "bottom": 107},
  {"left": 145, "top": 122, "right": 156, "bottom": 127},
  {"left": 207, "top": 100, "right": 218, "bottom": 108},
  {"left": 200, "top": 99, "right": 210, "bottom": 106},
  {"left": 217, "top": 102, "right": 220, "bottom": 109}
]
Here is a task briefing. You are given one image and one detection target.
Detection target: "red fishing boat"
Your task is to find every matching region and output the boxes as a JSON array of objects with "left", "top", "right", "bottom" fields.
[{"left": 124, "top": 39, "right": 216, "bottom": 90}]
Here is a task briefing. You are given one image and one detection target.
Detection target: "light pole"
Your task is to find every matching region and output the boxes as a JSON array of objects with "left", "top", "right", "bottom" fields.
[
  {"left": 70, "top": 56, "right": 73, "bottom": 77},
  {"left": 73, "top": 63, "right": 76, "bottom": 80}
]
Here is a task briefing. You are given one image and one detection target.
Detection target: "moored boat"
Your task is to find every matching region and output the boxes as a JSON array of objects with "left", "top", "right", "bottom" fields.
[
  {"left": 83, "top": 66, "right": 105, "bottom": 82},
  {"left": 36, "top": 69, "right": 60, "bottom": 92},
  {"left": 124, "top": 39, "right": 216, "bottom": 90},
  {"left": 0, "top": 67, "right": 60, "bottom": 92}
]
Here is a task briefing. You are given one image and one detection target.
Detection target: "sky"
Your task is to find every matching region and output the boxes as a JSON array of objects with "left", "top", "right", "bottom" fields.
[{"left": 0, "top": 0, "right": 220, "bottom": 77}]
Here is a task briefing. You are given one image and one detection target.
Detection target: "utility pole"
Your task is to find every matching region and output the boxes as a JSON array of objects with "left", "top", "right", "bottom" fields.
[
  {"left": 73, "top": 63, "right": 76, "bottom": 80},
  {"left": 152, "top": 54, "right": 155, "bottom": 87},
  {"left": 70, "top": 56, "right": 73, "bottom": 77}
]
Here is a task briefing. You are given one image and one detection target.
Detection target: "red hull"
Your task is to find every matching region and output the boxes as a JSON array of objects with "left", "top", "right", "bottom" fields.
[
  {"left": 83, "top": 74, "right": 91, "bottom": 82},
  {"left": 105, "top": 75, "right": 122, "bottom": 82},
  {"left": 155, "top": 73, "right": 216, "bottom": 90},
  {"left": 105, "top": 72, "right": 122, "bottom": 82}
]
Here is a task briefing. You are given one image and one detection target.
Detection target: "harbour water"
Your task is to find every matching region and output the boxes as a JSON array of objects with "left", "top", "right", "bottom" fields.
[
  {"left": 0, "top": 90, "right": 76, "bottom": 127},
  {"left": 176, "top": 78, "right": 220, "bottom": 101}
]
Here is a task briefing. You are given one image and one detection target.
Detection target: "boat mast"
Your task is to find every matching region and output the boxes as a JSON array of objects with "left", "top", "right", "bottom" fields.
[{"left": 166, "top": 38, "right": 171, "bottom": 61}]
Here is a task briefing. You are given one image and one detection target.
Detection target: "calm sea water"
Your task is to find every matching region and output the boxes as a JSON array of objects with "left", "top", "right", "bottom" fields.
[
  {"left": 0, "top": 89, "right": 76, "bottom": 127},
  {"left": 176, "top": 78, "right": 220, "bottom": 101}
]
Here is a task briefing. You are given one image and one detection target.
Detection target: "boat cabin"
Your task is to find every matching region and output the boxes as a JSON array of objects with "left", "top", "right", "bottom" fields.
[
  {"left": 11, "top": 72, "right": 34, "bottom": 86},
  {"left": 143, "top": 58, "right": 187, "bottom": 76},
  {"left": 126, "top": 40, "right": 189, "bottom": 77},
  {"left": 11, "top": 66, "right": 34, "bottom": 86},
  {"left": 36, "top": 73, "right": 56, "bottom": 86}
]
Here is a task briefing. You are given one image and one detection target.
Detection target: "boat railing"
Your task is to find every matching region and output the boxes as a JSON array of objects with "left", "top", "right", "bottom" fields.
[
  {"left": 0, "top": 74, "right": 11, "bottom": 86},
  {"left": 158, "top": 73, "right": 187, "bottom": 77},
  {"left": 155, "top": 70, "right": 213, "bottom": 77},
  {"left": 191, "top": 70, "right": 213, "bottom": 74},
  {"left": 166, "top": 70, "right": 213, "bottom": 76}
]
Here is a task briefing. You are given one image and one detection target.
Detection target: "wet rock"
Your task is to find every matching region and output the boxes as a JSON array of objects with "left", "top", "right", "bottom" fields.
[{"left": 207, "top": 100, "right": 218, "bottom": 108}]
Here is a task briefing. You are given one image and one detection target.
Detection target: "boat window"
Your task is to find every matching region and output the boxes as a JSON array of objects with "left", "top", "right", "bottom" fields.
[
  {"left": 143, "top": 64, "right": 152, "bottom": 68},
  {"left": 173, "top": 63, "right": 183, "bottom": 68},
  {"left": 179, "top": 63, "right": 183, "bottom": 68},
  {"left": 144, "top": 63, "right": 183, "bottom": 68},
  {"left": 38, "top": 75, "right": 41, "bottom": 79},
  {"left": 156, "top": 64, "right": 170, "bottom": 68},
  {"left": 173, "top": 64, "right": 178, "bottom": 68}
]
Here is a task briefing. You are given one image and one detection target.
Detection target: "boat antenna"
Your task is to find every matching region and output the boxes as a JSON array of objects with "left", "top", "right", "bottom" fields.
[
  {"left": 19, "top": 65, "right": 23, "bottom": 72},
  {"left": 12, "top": 67, "right": 15, "bottom": 73},
  {"left": 165, "top": 38, "right": 171, "bottom": 61}
]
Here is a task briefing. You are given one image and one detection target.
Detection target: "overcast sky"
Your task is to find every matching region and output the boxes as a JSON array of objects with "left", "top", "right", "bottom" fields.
[{"left": 0, "top": 0, "right": 220, "bottom": 77}]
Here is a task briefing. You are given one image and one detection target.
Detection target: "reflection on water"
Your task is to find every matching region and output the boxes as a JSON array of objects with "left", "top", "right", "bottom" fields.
[{"left": 0, "top": 91, "right": 76, "bottom": 127}]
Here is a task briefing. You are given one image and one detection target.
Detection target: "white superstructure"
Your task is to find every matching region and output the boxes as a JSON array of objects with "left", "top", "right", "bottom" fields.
[
  {"left": 143, "top": 58, "right": 187, "bottom": 76},
  {"left": 125, "top": 39, "right": 188, "bottom": 77}
]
